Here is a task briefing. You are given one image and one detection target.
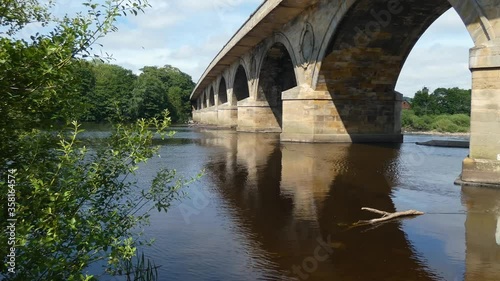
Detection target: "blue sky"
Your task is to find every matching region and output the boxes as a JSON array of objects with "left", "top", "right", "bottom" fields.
[{"left": 46, "top": 0, "right": 474, "bottom": 97}]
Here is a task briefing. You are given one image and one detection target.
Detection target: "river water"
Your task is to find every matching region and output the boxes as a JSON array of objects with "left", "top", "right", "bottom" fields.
[{"left": 99, "top": 127, "right": 500, "bottom": 281}]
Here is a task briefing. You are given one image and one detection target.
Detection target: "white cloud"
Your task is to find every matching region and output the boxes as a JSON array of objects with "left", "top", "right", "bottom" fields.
[
  {"left": 397, "top": 44, "right": 471, "bottom": 95},
  {"left": 127, "top": 2, "right": 185, "bottom": 30},
  {"left": 92, "top": 0, "right": 261, "bottom": 80},
  {"left": 28, "top": 1, "right": 475, "bottom": 95},
  {"left": 396, "top": 9, "right": 474, "bottom": 96}
]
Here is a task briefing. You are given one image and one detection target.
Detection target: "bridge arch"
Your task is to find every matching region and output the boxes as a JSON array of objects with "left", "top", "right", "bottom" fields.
[
  {"left": 312, "top": 0, "right": 496, "bottom": 90},
  {"left": 447, "top": 0, "right": 497, "bottom": 45},
  {"left": 257, "top": 42, "right": 298, "bottom": 128},
  {"left": 233, "top": 64, "right": 251, "bottom": 105},
  {"left": 218, "top": 76, "right": 228, "bottom": 105},
  {"left": 256, "top": 33, "right": 300, "bottom": 83},
  {"left": 314, "top": 0, "right": 454, "bottom": 92},
  {"left": 208, "top": 86, "right": 215, "bottom": 107}
]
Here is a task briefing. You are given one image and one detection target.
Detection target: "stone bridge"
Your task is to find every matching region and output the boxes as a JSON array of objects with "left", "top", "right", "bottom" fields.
[{"left": 190, "top": 0, "right": 500, "bottom": 185}]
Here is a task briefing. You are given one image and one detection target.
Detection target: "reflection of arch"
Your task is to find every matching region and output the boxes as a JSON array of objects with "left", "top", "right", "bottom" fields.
[
  {"left": 496, "top": 216, "right": 500, "bottom": 246},
  {"left": 208, "top": 86, "right": 215, "bottom": 107},
  {"left": 218, "top": 77, "right": 228, "bottom": 105},
  {"left": 233, "top": 65, "right": 250, "bottom": 105},
  {"left": 200, "top": 132, "right": 433, "bottom": 280},
  {"left": 257, "top": 42, "right": 297, "bottom": 128},
  {"left": 462, "top": 186, "right": 500, "bottom": 280}
]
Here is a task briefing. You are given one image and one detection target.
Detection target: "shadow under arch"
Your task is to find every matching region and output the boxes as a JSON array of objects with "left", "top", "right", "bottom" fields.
[
  {"left": 233, "top": 65, "right": 250, "bottom": 105},
  {"left": 208, "top": 86, "right": 215, "bottom": 107},
  {"left": 218, "top": 76, "right": 228, "bottom": 105},
  {"left": 257, "top": 42, "right": 297, "bottom": 128}
]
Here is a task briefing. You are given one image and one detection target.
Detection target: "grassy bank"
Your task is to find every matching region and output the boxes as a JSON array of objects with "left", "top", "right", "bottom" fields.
[{"left": 402, "top": 110, "right": 470, "bottom": 133}]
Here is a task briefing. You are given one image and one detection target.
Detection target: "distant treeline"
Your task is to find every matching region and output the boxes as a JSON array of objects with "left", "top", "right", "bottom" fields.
[
  {"left": 402, "top": 87, "right": 471, "bottom": 133},
  {"left": 75, "top": 61, "right": 195, "bottom": 123}
]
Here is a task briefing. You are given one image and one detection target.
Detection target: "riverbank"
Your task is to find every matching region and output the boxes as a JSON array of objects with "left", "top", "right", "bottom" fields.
[{"left": 402, "top": 111, "right": 470, "bottom": 133}]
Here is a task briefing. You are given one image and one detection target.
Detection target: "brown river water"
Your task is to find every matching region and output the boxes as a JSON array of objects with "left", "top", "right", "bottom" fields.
[{"left": 91, "top": 127, "right": 500, "bottom": 281}]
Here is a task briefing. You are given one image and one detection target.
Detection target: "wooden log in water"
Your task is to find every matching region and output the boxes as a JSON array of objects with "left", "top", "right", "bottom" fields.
[{"left": 356, "top": 207, "right": 424, "bottom": 225}]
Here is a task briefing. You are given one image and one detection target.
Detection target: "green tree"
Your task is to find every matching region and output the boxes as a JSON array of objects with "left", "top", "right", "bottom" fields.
[
  {"left": 412, "top": 87, "right": 437, "bottom": 115},
  {"left": 82, "top": 62, "right": 137, "bottom": 122},
  {"left": 167, "top": 86, "right": 190, "bottom": 122},
  {"left": 131, "top": 65, "right": 194, "bottom": 123},
  {"left": 130, "top": 66, "right": 168, "bottom": 119},
  {"left": 1, "top": 1, "right": 196, "bottom": 280},
  {"left": 412, "top": 87, "right": 471, "bottom": 116},
  {"left": 431, "top": 87, "right": 471, "bottom": 115},
  {"left": 161, "top": 65, "right": 195, "bottom": 123},
  {"left": 74, "top": 60, "right": 97, "bottom": 119}
]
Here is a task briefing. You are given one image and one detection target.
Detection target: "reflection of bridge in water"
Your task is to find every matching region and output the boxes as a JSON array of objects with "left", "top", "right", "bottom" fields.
[
  {"left": 196, "top": 130, "right": 500, "bottom": 280},
  {"left": 462, "top": 186, "right": 500, "bottom": 281},
  {"left": 198, "top": 130, "right": 428, "bottom": 280}
]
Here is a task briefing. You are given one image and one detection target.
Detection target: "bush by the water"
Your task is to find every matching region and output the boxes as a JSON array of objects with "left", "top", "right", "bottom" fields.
[{"left": 402, "top": 110, "right": 470, "bottom": 133}]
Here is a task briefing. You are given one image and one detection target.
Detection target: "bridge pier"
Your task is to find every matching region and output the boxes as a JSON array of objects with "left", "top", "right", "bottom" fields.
[
  {"left": 280, "top": 85, "right": 403, "bottom": 143},
  {"left": 196, "top": 108, "right": 218, "bottom": 126},
  {"left": 462, "top": 43, "right": 500, "bottom": 185},
  {"left": 192, "top": 110, "right": 201, "bottom": 123},
  {"left": 217, "top": 105, "right": 238, "bottom": 128},
  {"left": 237, "top": 99, "right": 282, "bottom": 133}
]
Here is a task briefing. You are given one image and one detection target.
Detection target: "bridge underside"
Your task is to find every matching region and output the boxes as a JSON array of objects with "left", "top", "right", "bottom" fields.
[{"left": 191, "top": 0, "right": 500, "bottom": 185}]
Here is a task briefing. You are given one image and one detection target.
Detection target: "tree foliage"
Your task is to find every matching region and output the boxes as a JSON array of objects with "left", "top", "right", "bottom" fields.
[
  {"left": 0, "top": 1, "right": 197, "bottom": 280},
  {"left": 73, "top": 63, "right": 194, "bottom": 124},
  {"left": 411, "top": 87, "right": 471, "bottom": 116},
  {"left": 130, "top": 65, "right": 194, "bottom": 123},
  {"left": 80, "top": 62, "right": 137, "bottom": 122},
  {"left": 401, "top": 87, "right": 472, "bottom": 132},
  {"left": 402, "top": 110, "right": 470, "bottom": 133}
]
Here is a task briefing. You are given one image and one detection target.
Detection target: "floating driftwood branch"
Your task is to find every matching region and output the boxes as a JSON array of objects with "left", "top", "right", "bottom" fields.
[{"left": 354, "top": 207, "right": 424, "bottom": 226}]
